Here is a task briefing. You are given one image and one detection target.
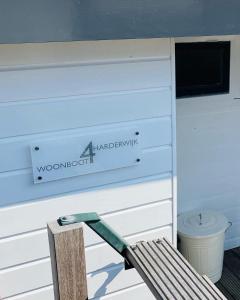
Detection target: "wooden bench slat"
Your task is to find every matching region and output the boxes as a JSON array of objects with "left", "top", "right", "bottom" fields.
[
  {"left": 129, "top": 241, "right": 173, "bottom": 299},
  {"left": 125, "top": 238, "right": 227, "bottom": 300},
  {"left": 202, "top": 276, "right": 227, "bottom": 300},
  {"left": 154, "top": 240, "right": 206, "bottom": 299},
  {"left": 137, "top": 242, "right": 184, "bottom": 300},
  {"left": 142, "top": 241, "right": 194, "bottom": 299},
  {"left": 162, "top": 238, "right": 223, "bottom": 299},
  {"left": 149, "top": 240, "right": 202, "bottom": 299}
]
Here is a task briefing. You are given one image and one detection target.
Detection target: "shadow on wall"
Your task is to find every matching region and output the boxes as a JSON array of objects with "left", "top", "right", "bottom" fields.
[{"left": 91, "top": 263, "right": 123, "bottom": 298}]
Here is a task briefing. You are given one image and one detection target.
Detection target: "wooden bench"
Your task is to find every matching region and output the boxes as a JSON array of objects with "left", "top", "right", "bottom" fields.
[
  {"left": 48, "top": 213, "right": 227, "bottom": 300},
  {"left": 125, "top": 238, "right": 226, "bottom": 300}
]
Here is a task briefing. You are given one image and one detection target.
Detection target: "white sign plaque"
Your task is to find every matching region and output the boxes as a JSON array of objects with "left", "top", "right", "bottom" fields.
[{"left": 30, "top": 128, "right": 141, "bottom": 183}]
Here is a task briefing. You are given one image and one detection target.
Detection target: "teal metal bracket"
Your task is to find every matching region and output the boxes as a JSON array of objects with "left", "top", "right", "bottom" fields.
[{"left": 58, "top": 212, "right": 133, "bottom": 269}]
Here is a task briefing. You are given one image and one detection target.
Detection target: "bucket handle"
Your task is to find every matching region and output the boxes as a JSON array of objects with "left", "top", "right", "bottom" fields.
[{"left": 225, "top": 221, "right": 232, "bottom": 232}]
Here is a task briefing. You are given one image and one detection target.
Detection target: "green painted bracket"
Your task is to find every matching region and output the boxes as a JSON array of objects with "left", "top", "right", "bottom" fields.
[{"left": 58, "top": 212, "right": 129, "bottom": 259}]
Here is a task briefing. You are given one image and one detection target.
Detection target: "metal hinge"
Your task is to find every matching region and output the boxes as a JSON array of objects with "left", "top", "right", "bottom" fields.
[{"left": 58, "top": 212, "right": 133, "bottom": 269}]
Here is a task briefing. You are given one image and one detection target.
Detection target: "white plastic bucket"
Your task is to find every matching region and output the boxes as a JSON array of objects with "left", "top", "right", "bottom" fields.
[{"left": 177, "top": 210, "right": 230, "bottom": 283}]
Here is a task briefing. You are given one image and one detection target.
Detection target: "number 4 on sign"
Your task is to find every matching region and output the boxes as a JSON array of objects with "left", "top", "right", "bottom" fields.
[{"left": 80, "top": 142, "right": 96, "bottom": 163}]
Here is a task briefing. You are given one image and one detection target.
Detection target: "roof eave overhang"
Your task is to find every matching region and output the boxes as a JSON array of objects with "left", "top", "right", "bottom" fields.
[{"left": 0, "top": 0, "right": 240, "bottom": 44}]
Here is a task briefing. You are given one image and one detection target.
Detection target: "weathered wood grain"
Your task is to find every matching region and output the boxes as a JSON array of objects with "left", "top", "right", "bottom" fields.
[
  {"left": 47, "top": 221, "right": 88, "bottom": 300},
  {"left": 125, "top": 238, "right": 226, "bottom": 300}
]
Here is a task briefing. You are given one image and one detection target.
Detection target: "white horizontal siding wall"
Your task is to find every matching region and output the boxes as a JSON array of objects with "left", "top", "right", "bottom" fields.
[
  {"left": 0, "top": 39, "right": 176, "bottom": 299},
  {"left": 176, "top": 35, "right": 240, "bottom": 250}
]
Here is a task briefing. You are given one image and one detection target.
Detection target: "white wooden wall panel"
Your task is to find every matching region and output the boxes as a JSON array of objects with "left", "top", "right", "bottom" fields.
[
  {"left": 0, "top": 147, "right": 172, "bottom": 206},
  {"left": 0, "top": 38, "right": 176, "bottom": 299},
  {"left": 93, "top": 283, "right": 155, "bottom": 300},
  {"left": 4, "top": 283, "right": 154, "bottom": 300},
  {"left": 0, "top": 39, "right": 170, "bottom": 67},
  {"left": 1, "top": 262, "right": 157, "bottom": 299},
  {"left": 0, "top": 225, "right": 172, "bottom": 271},
  {"left": 0, "top": 259, "right": 52, "bottom": 299},
  {"left": 0, "top": 230, "right": 49, "bottom": 269},
  {"left": 88, "top": 267, "right": 142, "bottom": 299},
  {"left": 0, "top": 60, "right": 171, "bottom": 102},
  {"left": 0, "top": 177, "right": 172, "bottom": 238},
  {"left": 1, "top": 260, "right": 146, "bottom": 299},
  {"left": 0, "top": 117, "right": 171, "bottom": 172},
  {"left": 0, "top": 89, "right": 171, "bottom": 138},
  {"left": 3, "top": 286, "right": 54, "bottom": 300}
]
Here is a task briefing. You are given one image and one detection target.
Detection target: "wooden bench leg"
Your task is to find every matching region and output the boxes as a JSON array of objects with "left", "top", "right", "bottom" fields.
[{"left": 48, "top": 221, "right": 88, "bottom": 300}]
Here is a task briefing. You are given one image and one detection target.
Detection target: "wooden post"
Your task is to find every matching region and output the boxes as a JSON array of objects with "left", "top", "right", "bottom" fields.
[{"left": 47, "top": 221, "right": 88, "bottom": 300}]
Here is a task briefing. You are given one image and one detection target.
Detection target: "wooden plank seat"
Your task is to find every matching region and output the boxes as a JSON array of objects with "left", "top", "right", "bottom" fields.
[
  {"left": 50, "top": 213, "right": 227, "bottom": 300},
  {"left": 125, "top": 238, "right": 227, "bottom": 300}
]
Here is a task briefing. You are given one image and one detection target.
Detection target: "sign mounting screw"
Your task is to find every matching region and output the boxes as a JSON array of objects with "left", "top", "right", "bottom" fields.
[
  {"left": 136, "top": 158, "right": 141, "bottom": 163},
  {"left": 135, "top": 132, "right": 139, "bottom": 136},
  {"left": 34, "top": 146, "right": 40, "bottom": 151},
  {"left": 38, "top": 176, "right": 42, "bottom": 181}
]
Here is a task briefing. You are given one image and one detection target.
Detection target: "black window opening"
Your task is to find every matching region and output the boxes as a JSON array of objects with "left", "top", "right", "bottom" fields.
[{"left": 175, "top": 41, "right": 231, "bottom": 99}]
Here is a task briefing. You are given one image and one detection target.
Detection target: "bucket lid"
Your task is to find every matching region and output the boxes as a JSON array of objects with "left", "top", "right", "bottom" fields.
[{"left": 177, "top": 210, "right": 228, "bottom": 238}]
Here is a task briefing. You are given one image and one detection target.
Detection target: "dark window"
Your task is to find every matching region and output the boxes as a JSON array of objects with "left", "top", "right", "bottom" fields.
[{"left": 175, "top": 41, "right": 230, "bottom": 98}]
